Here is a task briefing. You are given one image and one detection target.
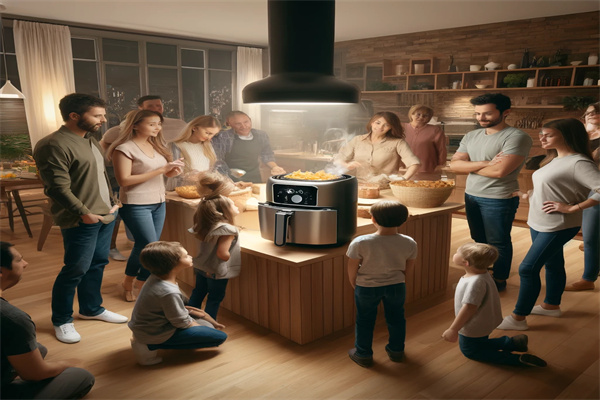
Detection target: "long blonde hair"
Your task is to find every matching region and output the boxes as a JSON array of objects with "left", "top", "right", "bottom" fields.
[
  {"left": 192, "top": 172, "right": 236, "bottom": 241},
  {"left": 106, "top": 110, "right": 172, "bottom": 162},
  {"left": 174, "top": 115, "right": 220, "bottom": 169}
]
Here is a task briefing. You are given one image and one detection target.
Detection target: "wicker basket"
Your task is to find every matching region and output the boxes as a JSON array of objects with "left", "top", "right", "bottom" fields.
[
  {"left": 390, "top": 181, "right": 455, "bottom": 208},
  {"left": 175, "top": 185, "right": 201, "bottom": 199},
  {"left": 228, "top": 187, "right": 253, "bottom": 212}
]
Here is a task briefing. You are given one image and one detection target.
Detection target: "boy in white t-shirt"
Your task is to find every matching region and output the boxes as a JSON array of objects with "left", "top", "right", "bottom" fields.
[
  {"left": 346, "top": 200, "right": 417, "bottom": 368},
  {"left": 442, "top": 243, "right": 546, "bottom": 367}
]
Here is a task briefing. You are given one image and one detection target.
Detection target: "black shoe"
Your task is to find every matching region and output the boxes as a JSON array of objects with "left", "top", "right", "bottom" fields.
[
  {"left": 519, "top": 354, "right": 547, "bottom": 367},
  {"left": 493, "top": 278, "right": 507, "bottom": 292},
  {"left": 348, "top": 348, "right": 373, "bottom": 368},
  {"left": 512, "top": 334, "right": 528, "bottom": 352},
  {"left": 385, "top": 345, "right": 405, "bottom": 362}
]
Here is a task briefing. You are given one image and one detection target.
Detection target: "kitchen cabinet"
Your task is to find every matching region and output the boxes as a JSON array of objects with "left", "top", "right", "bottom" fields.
[
  {"left": 370, "top": 61, "right": 599, "bottom": 92},
  {"left": 162, "top": 188, "right": 463, "bottom": 344}
]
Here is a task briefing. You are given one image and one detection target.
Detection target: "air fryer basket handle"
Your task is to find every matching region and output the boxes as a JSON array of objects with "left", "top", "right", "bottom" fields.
[{"left": 274, "top": 210, "right": 294, "bottom": 246}]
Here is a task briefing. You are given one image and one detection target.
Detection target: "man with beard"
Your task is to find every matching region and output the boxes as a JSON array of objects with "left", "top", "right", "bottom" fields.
[
  {"left": 450, "top": 93, "right": 532, "bottom": 292},
  {"left": 34, "top": 93, "right": 128, "bottom": 344}
]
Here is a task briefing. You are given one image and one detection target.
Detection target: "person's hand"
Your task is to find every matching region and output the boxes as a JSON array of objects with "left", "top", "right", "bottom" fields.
[
  {"left": 213, "top": 321, "right": 226, "bottom": 330},
  {"left": 81, "top": 213, "right": 103, "bottom": 224},
  {"left": 164, "top": 158, "right": 185, "bottom": 177},
  {"left": 109, "top": 204, "right": 120, "bottom": 214},
  {"left": 346, "top": 161, "right": 362, "bottom": 170},
  {"left": 441, "top": 328, "right": 458, "bottom": 342},
  {"left": 488, "top": 151, "right": 506, "bottom": 166},
  {"left": 270, "top": 166, "right": 286, "bottom": 175},
  {"left": 185, "top": 306, "right": 206, "bottom": 319},
  {"left": 542, "top": 200, "right": 571, "bottom": 214}
]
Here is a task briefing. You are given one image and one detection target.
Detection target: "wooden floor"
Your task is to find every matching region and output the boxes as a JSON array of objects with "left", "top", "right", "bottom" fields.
[{"left": 1, "top": 195, "right": 598, "bottom": 400}]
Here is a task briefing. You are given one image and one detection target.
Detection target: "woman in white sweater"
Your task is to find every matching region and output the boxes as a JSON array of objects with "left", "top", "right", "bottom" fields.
[
  {"left": 498, "top": 118, "right": 600, "bottom": 331},
  {"left": 107, "top": 110, "right": 184, "bottom": 301}
]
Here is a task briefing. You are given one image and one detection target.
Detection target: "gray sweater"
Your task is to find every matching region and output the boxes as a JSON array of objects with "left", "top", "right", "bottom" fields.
[
  {"left": 128, "top": 275, "right": 194, "bottom": 344},
  {"left": 528, "top": 154, "right": 600, "bottom": 232}
]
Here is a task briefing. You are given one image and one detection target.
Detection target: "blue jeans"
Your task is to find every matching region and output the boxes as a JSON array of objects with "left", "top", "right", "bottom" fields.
[
  {"left": 459, "top": 334, "right": 522, "bottom": 366},
  {"left": 53, "top": 219, "right": 115, "bottom": 325},
  {"left": 513, "top": 226, "right": 581, "bottom": 316},
  {"left": 582, "top": 195, "right": 600, "bottom": 282},
  {"left": 354, "top": 283, "right": 406, "bottom": 357},
  {"left": 189, "top": 272, "right": 229, "bottom": 320},
  {"left": 465, "top": 194, "right": 520, "bottom": 280},
  {"left": 148, "top": 326, "right": 227, "bottom": 350},
  {"left": 119, "top": 203, "right": 166, "bottom": 281}
]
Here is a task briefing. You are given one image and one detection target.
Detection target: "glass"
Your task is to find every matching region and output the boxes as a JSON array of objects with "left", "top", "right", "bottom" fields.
[
  {"left": 102, "top": 38, "right": 139, "bottom": 63},
  {"left": 147, "top": 42, "right": 177, "bottom": 66},
  {"left": 208, "top": 49, "right": 232, "bottom": 70},
  {"left": 72, "top": 38, "right": 96, "bottom": 60},
  {"left": 148, "top": 67, "right": 180, "bottom": 118},
  {"left": 73, "top": 60, "right": 100, "bottom": 98},
  {"left": 182, "top": 68, "right": 206, "bottom": 121},
  {"left": 182, "top": 49, "right": 204, "bottom": 68},
  {"left": 105, "top": 64, "right": 141, "bottom": 127}
]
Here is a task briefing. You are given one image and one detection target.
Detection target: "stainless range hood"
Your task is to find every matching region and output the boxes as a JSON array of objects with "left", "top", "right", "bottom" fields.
[{"left": 242, "top": 0, "right": 360, "bottom": 104}]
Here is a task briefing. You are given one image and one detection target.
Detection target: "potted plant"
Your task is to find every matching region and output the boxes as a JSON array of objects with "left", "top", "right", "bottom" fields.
[
  {"left": 562, "top": 96, "right": 597, "bottom": 111},
  {"left": 503, "top": 73, "right": 529, "bottom": 88}
]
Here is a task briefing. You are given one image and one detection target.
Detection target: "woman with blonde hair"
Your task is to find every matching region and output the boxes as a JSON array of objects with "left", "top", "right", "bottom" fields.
[
  {"left": 335, "top": 111, "right": 420, "bottom": 184},
  {"left": 107, "top": 109, "right": 184, "bottom": 301},
  {"left": 165, "top": 116, "right": 221, "bottom": 190},
  {"left": 402, "top": 104, "right": 447, "bottom": 180}
]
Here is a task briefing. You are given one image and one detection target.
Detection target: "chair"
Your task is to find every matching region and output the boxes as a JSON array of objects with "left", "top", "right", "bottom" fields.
[{"left": 37, "top": 201, "right": 56, "bottom": 251}]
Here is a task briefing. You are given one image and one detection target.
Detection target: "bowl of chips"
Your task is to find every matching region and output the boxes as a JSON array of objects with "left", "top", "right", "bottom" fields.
[
  {"left": 390, "top": 180, "right": 455, "bottom": 208},
  {"left": 175, "top": 185, "right": 201, "bottom": 199}
]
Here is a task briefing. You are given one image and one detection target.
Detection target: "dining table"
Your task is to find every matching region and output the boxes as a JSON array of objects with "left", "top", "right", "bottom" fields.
[{"left": 0, "top": 173, "right": 45, "bottom": 238}]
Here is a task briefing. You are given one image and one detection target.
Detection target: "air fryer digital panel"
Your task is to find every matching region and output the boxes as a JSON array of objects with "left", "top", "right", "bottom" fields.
[{"left": 272, "top": 184, "right": 318, "bottom": 206}]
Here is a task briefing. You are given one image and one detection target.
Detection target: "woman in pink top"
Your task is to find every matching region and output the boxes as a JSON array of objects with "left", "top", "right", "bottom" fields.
[
  {"left": 335, "top": 111, "right": 421, "bottom": 185},
  {"left": 107, "top": 110, "right": 184, "bottom": 301},
  {"left": 401, "top": 105, "right": 447, "bottom": 180}
]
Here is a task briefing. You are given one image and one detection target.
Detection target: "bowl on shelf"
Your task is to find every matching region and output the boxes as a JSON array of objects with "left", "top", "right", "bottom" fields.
[
  {"left": 475, "top": 84, "right": 489, "bottom": 89},
  {"left": 469, "top": 65, "right": 482, "bottom": 71},
  {"left": 570, "top": 61, "right": 582, "bottom": 66}
]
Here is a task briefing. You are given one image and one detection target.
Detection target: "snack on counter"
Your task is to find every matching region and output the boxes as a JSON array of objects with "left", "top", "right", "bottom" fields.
[
  {"left": 390, "top": 179, "right": 455, "bottom": 188},
  {"left": 357, "top": 206, "right": 372, "bottom": 219},
  {"left": 358, "top": 184, "right": 380, "bottom": 199},
  {"left": 175, "top": 185, "right": 201, "bottom": 199},
  {"left": 284, "top": 170, "right": 340, "bottom": 181}
]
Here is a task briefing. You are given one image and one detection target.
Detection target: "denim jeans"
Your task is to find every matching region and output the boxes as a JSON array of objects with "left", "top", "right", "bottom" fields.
[
  {"left": 464, "top": 194, "right": 520, "bottom": 280},
  {"left": 53, "top": 219, "right": 115, "bottom": 325},
  {"left": 354, "top": 283, "right": 406, "bottom": 357},
  {"left": 148, "top": 326, "right": 227, "bottom": 350},
  {"left": 189, "top": 272, "right": 229, "bottom": 320},
  {"left": 513, "top": 226, "right": 581, "bottom": 316},
  {"left": 119, "top": 202, "right": 166, "bottom": 281},
  {"left": 458, "top": 334, "right": 522, "bottom": 366},
  {"left": 582, "top": 196, "right": 600, "bottom": 282}
]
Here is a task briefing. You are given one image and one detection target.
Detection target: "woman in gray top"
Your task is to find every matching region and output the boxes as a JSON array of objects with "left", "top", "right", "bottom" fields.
[{"left": 497, "top": 118, "right": 600, "bottom": 331}]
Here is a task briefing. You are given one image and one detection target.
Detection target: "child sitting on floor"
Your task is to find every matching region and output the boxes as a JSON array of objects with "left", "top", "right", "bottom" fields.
[
  {"left": 346, "top": 200, "right": 417, "bottom": 368},
  {"left": 442, "top": 242, "right": 546, "bottom": 367},
  {"left": 128, "top": 241, "right": 227, "bottom": 366}
]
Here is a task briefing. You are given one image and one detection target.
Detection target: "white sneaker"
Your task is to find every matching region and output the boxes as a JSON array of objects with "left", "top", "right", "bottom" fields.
[
  {"left": 131, "top": 338, "right": 162, "bottom": 366},
  {"left": 109, "top": 248, "right": 127, "bottom": 261},
  {"left": 531, "top": 305, "right": 562, "bottom": 317},
  {"left": 79, "top": 310, "right": 128, "bottom": 323},
  {"left": 54, "top": 323, "right": 81, "bottom": 343},
  {"left": 496, "top": 315, "right": 529, "bottom": 331}
]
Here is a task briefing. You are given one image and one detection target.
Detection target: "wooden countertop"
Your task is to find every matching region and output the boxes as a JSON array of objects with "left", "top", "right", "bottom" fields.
[{"left": 166, "top": 186, "right": 464, "bottom": 267}]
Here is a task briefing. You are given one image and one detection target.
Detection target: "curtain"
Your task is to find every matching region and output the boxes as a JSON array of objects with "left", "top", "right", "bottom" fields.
[
  {"left": 236, "top": 46, "right": 263, "bottom": 128},
  {"left": 13, "top": 20, "right": 75, "bottom": 149}
]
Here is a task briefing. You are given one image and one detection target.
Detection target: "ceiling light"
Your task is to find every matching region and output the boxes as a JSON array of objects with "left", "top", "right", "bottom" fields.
[{"left": 243, "top": 0, "right": 360, "bottom": 104}]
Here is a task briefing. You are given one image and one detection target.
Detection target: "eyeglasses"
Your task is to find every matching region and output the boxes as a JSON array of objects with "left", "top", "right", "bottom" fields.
[{"left": 582, "top": 111, "right": 598, "bottom": 118}]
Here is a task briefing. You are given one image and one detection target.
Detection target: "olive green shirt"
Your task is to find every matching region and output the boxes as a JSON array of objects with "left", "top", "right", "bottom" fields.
[{"left": 34, "top": 126, "right": 117, "bottom": 229}]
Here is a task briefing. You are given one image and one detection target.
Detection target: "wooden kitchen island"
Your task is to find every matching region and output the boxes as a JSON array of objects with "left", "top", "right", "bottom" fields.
[{"left": 161, "top": 188, "right": 463, "bottom": 344}]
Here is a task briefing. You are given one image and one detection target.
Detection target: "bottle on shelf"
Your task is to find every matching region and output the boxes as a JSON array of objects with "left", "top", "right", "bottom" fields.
[{"left": 521, "top": 49, "right": 530, "bottom": 69}]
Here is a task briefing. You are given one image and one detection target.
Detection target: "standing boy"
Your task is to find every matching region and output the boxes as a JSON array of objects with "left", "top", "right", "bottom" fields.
[
  {"left": 442, "top": 242, "right": 546, "bottom": 367},
  {"left": 346, "top": 200, "right": 417, "bottom": 367},
  {"left": 34, "top": 93, "right": 127, "bottom": 344},
  {"left": 450, "top": 93, "right": 532, "bottom": 291}
]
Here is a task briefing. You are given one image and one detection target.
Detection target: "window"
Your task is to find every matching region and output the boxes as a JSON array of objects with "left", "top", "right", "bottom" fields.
[
  {"left": 0, "top": 27, "right": 21, "bottom": 91},
  {"left": 72, "top": 38, "right": 99, "bottom": 98}
]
